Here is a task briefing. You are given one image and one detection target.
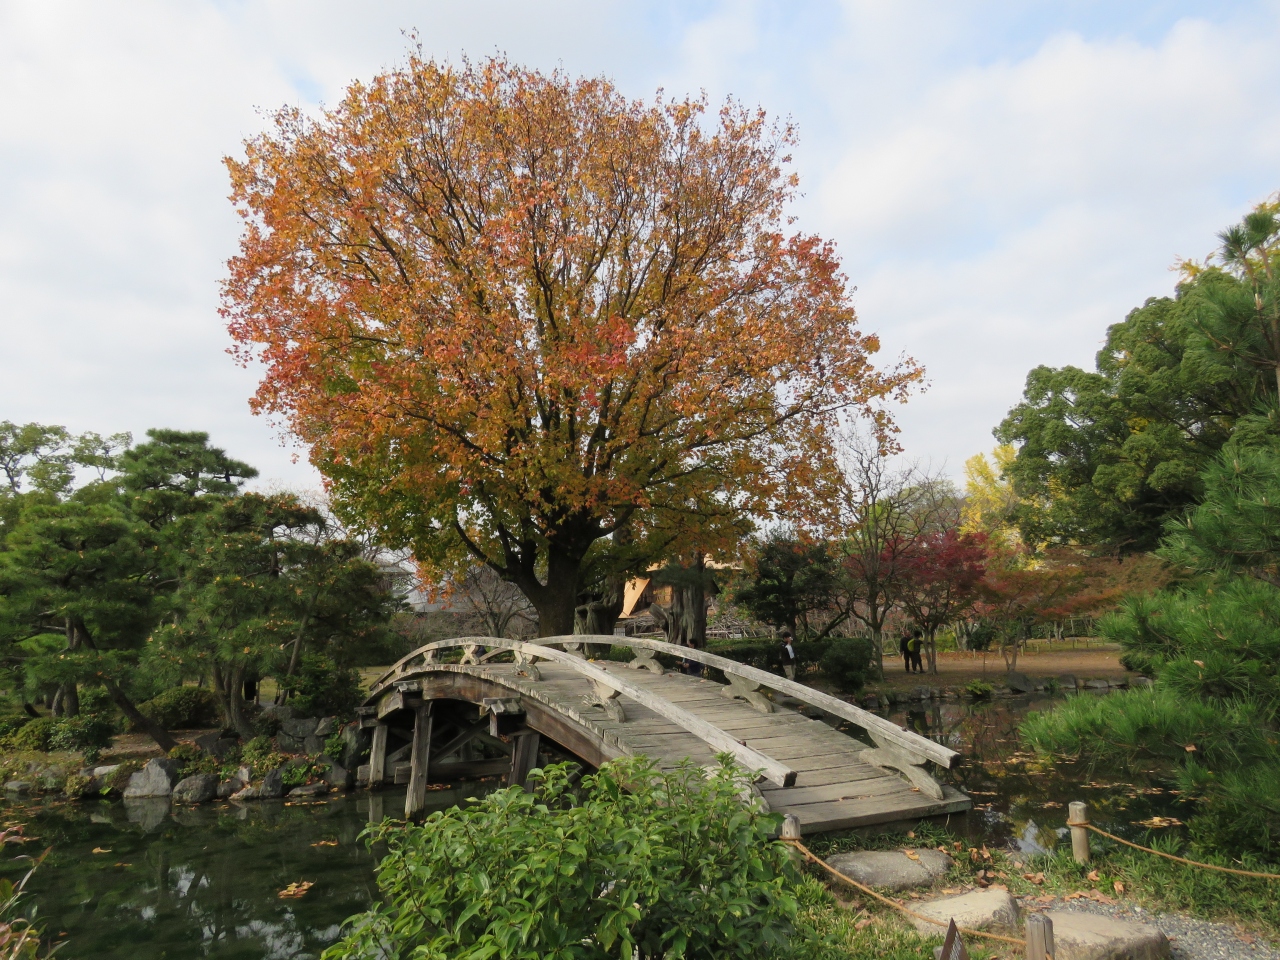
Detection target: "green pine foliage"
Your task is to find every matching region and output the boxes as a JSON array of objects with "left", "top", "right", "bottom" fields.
[
  {"left": 323, "top": 757, "right": 816, "bottom": 960},
  {"left": 1023, "top": 440, "right": 1280, "bottom": 856}
]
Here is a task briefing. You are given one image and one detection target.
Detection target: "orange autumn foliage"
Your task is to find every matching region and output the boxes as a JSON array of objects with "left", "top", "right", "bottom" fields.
[{"left": 222, "top": 55, "right": 922, "bottom": 634}]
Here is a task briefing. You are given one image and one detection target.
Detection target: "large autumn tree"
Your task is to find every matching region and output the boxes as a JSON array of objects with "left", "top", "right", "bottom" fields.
[{"left": 224, "top": 55, "right": 920, "bottom": 635}]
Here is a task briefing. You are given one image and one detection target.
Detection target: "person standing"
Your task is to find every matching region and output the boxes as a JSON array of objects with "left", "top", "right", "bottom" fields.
[
  {"left": 780, "top": 628, "right": 798, "bottom": 680},
  {"left": 909, "top": 629, "right": 925, "bottom": 674},
  {"left": 899, "top": 630, "right": 912, "bottom": 672}
]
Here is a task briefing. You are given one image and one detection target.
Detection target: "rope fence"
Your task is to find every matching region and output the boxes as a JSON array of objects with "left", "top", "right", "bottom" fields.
[{"left": 1066, "top": 802, "right": 1280, "bottom": 880}]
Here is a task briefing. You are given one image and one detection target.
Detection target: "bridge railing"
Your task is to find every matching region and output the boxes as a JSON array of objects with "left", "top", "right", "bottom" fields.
[
  {"left": 371, "top": 633, "right": 959, "bottom": 772},
  {"left": 369, "top": 637, "right": 797, "bottom": 787}
]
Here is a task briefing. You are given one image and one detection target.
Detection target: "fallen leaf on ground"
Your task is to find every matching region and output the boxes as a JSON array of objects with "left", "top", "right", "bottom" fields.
[
  {"left": 904, "top": 850, "right": 920, "bottom": 861},
  {"left": 855, "top": 918, "right": 873, "bottom": 930},
  {"left": 278, "top": 881, "right": 314, "bottom": 899},
  {"left": 310, "top": 840, "right": 339, "bottom": 847},
  {"left": 1136, "top": 816, "right": 1183, "bottom": 828},
  {"left": 1087, "top": 889, "right": 1116, "bottom": 904},
  {"left": 1240, "top": 934, "right": 1256, "bottom": 945},
  {"left": 1037, "top": 895, "right": 1055, "bottom": 903},
  {"left": 907, "top": 831, "right": 916, "bottom": 839},
  {"left": 91, "top": 847, "right": 111, "bottom": 854},
  {"left": 1086, "top": 870, "right": 1100, "bottom": 882},
  {"left": 1113, "top": 881, "right": 1125, "bottom": 896},
  {"left": 1022, "top": 872, "right": 1045, "bottom": 884}
]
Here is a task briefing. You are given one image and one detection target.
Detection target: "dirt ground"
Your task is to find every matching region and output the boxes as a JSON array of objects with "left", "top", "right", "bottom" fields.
[{"left": 870, "top": 646, "right": 1126, "bottom": 692}]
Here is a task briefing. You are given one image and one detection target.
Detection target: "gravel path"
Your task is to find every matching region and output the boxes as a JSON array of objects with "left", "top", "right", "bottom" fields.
[{"left": 1017, "top": 896, "right": 1278, "bottom": 960}]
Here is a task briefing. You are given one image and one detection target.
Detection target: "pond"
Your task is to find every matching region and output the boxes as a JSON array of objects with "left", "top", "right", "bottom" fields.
[
  {"left": 0, "top": 693, "right": 1183, "bottom": 959},
  {"left": 0, "top": 784, "right": 495, "bottom": 960}
]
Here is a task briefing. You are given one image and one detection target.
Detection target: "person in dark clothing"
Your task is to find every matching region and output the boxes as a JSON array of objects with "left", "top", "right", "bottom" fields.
[
  {"left": 899, "top": 631, "right": 913, "bottom": 672},
  {"left": 780, "top": 628, "right": 797, "bottom": 680},
  {"left": 910, "top": 629, "right": 925, "bottom": 673}
]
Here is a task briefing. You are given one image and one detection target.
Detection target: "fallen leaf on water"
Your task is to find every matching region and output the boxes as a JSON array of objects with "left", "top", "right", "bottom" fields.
[
  {"left": 1113, "top": 881, "right": 1126, "bottom": 896},
  {"left": 310, "top": 840, "right": 339, "bottom": 847},
  {"left": 278, "top": 881, "right": 314, "bottom": 900},
  {"left": 114, "top": 862, "right": 131, "bottom": 868},
  {"left": 91, "top": 848, "right": 111, "bottom": 855}
]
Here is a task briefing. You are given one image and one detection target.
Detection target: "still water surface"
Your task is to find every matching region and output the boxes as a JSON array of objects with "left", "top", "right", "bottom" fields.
[{"left": 0, "top": 694, "right": 1185, "bottom": 959}]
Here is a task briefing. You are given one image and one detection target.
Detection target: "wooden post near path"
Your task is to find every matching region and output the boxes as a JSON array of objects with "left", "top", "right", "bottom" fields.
[
  {"left": 368, "top": 722, "right": 389, "bottom": 787},
  {"left": 404, "top": 703, "right": 433, "bottom": 819},
  {"left": 1026, "top": 913, "right": 1055, "bottom": 960},
  {"left": 1069, "top": 801, "right": 1090, "bottom": 864}
]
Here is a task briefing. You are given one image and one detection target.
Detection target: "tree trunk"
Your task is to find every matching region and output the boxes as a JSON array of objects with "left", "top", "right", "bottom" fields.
[
  {"left": 680, "top": 555, "right": 707, "bottom": 649},
  {"left": 226, "top": 663, "right": 256, "bottom": 740},
  {"left": 926, "top": 627, "right": 939, "bottom": 674},
  {"left": 104, "top": 679, "right": 177, "bottom": 753}
]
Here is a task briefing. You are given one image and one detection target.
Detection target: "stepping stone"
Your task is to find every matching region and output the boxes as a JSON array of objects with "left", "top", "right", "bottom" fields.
[
  {"left": 1045, "top": 910, "right": 1170, "bottom": 960},
  {"left": 1006, "top": 671, "right": 1033, "bottom": 693},
  {"left": 909, "top": 886, "right": 1020, "bottom": 935},
  {"left": 826, "top": 848, "right": 952, "bottom": 891}
]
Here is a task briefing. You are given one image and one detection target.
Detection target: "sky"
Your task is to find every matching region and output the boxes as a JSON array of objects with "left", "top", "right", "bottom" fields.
[{"left": 3, "top": 0, "right": 1280, "bottom": 490}]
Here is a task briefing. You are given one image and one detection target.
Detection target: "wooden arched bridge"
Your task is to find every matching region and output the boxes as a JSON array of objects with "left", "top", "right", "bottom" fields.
[{"left": 356, "top": 636, "right": 970, "bottom": 835}]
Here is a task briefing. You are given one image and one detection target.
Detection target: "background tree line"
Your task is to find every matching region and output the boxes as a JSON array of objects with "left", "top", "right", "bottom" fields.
[{"left": 0, "top": 423, "right": 402, "bottom": 750}]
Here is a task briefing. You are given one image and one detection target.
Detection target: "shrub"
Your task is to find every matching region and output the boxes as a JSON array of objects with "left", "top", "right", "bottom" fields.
[
  {"left": 168, "top": 743, "right": 219, "bottom": 778},
  {"left": 137, "top": 686, "right": 222, "bottom": 730},
  {"left": 0, "top": 716, "right": 30, "bottom": 741},
  {"left": 8, "top": 718, "right": 56, "bottom": 751},
  {"left": 819, "top": 639, "right": 874, "bottom": 692},
  {"left": 47, "top": 714, "right": 115, "bottom": 753},
  {"left": 708, "top": 636, "right": 836, "bottom": 674},
  {"left": 323, "top": 757, "right": 807, "bottom": 960},
  {"left": 964, "top": 679, "right": 994, "bottom": 699},
  {"left": 241, "top": 735, "right": 287, "bottom": 779},
  {"left": 280, "top": 655, "right": 362, "bottom": 718}
]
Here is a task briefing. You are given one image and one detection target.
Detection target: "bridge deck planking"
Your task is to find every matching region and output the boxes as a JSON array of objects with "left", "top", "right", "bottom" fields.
[{"left": 372, "top": 658, "right": 970, "bottom": 834}]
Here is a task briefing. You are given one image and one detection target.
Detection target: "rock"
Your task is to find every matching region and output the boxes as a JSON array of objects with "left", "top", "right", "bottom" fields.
[
  {"left": 910, "top": 685, "right": 932, "bottom": 701},
  {"left": 172, "top": 773, "right": 219, "bottom": 804},
  {"left": 303, "top": 734, "right": 325, "bottom": 755},
  {"left": 91, "top": 764, "right": 120, "bottom": 779},
  {"left": 1058, "top": 674, "right": 1079, "bottom": 691},
  {"left": 123, "top": 758, "right": 181, "bottom": 799},
  {"left": 861, "top": 695, "right": 880, "bottom": 710},
  {"left": 260, "top": 766, "right": 285, "bottom": 799},
  {"left": 314, "top": 716, "right": 337, "bottom": 737},
  {"left": 1045, "top": 910, "right": 1171, "bottom": 960},
  {"left": 339, "top": 723, "right": 369, "bottom": 770},
  {"left": 1084, "top": 679, "right": 1111, "bottom": 691},
  {"left": 1006, "top": 671, "right": 1033, "bottom": 694},
  {"left": 276, "top": 733, "right": 305, "bottom": 753},
  {"left": 237, "top": 765, "right": 252, "bottom": 783},
  {"left": 281, "top": 717, "right": 319, "bottom": 739},
  {"left": 229, "top": 784, "right": 260, "bottom": 801},
  {"left": 261, "top": 702, "right": 295, "bottom": 722},
  {"left": 356, "top": 764, "right": 371, "bottom": 785},
  {"left": 217, "top": 777, "right": 245, "bottom": 799},
  {"left": 123, "top": 796, "right": 171, "bottom": 832},
  {"left": 288, "top": 782, "right": 331, "bottom": 798},
  {"left": 825, "top": 848, "right": 952, "bottom": 891},
  {"left": 942, "top": 687, "right": 960, "bottom": 700},
  {"left": 1131, "top": 676, "right": 1153, "bottom": 688},
  {"left": 195, "top": 733, "right": 241, "bottom": 759},
  {"left": 908, "top": 887, "right": 1019, "bottom": 935},
  {"left": 4, "top": 781, "right": 30, "bottom": 794},
  {"left": 319, "top": 756, "right": 352, "bottom": 790}
]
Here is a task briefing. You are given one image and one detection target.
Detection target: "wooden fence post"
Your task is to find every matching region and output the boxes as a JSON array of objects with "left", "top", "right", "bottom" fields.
[
  {"left": 1026, "top": 913, "right": 1054, "bottom": 960},
  {"left": 368, "top": 721, "right": 389, "bottom": 787},
  {"left": 780, "top": 814, "right": 802, "bottom": 840},
  {"left": 1069, "top": 801, "right": 1090, "bottom": 864}
]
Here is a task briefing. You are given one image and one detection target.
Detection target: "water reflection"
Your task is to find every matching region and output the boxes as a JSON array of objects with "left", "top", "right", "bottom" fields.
[
  {"left": 881, "top": 694, "right": 1190, "bottom": 850},
  {"left": 0, "top": 783, "right": 497, "bottom": 960}
]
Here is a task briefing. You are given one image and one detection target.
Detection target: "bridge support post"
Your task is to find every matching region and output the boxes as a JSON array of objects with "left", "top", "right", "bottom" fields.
[
  {"left": 405, "top": 702, "right": 434, "bottom": 819},
  {"left": 368, "top": 721, "right": 389, "bottom": 787},
  {"left": 508, "top": 731, "right": 541, "bottom": 791}
]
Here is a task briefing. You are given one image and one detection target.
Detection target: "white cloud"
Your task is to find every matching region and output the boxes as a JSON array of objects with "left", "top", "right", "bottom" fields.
[{"left": 2, "top": 0, "right": 1279, "bottom": 490}]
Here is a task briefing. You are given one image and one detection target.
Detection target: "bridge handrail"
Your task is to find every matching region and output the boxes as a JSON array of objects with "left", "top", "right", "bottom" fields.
[
  {"left": 367, "top": 637, "right": 797, "bottom": 787},
  {"left": 536, "top": 634, "right": 960, "bottom": 769}
]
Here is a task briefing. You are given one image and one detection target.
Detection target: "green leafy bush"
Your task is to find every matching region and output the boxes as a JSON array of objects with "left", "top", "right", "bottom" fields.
[
  {"left": 964, "top": 679, "right": 994, "bottom": 699},
  {"left": 47, "top": 713, "right": 115, "bottom": 752},
  {"left": 280, "top": 655, "right": 362, "bottom": 718},
  {"left": 323, "top": 757, "right": 808, "bottom": 960},
  {"left": 708, "top": 636, "right": 836, "bottom": 674},
  {"left": 241, "top": 735, "right": 287, "bottom": 779},
  {"left": 8, "top": 718, "right": 56, "bottom": 751},
  {"left": 137, "top": 686, "right": 222, "bottom": 730},
  {"left": 819, "top": 639, "right": 873, "bottom": 691},
  {"left": 167, "top": 742, "right": 219, "bottom": 777},
  {"left": 0, "top": 715, "right": 30, "bottom": 741}
]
